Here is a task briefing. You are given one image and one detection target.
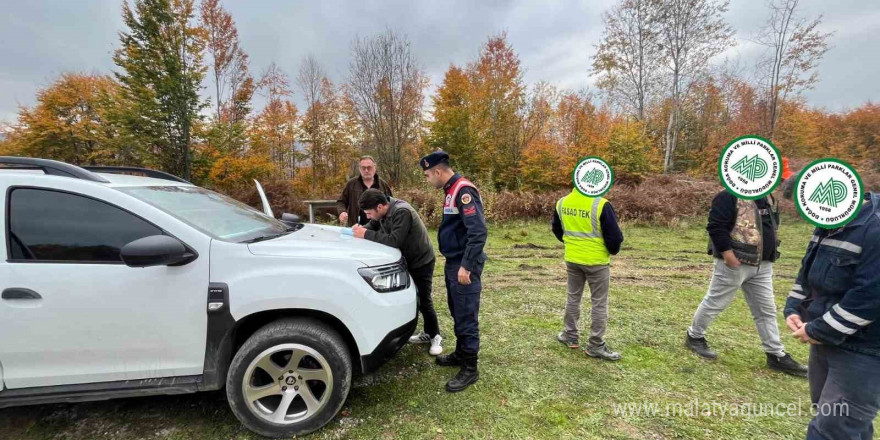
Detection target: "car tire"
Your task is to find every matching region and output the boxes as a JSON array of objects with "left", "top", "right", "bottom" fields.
[{"left": 226, "top": 318, "right": 352, "bottom": 438}]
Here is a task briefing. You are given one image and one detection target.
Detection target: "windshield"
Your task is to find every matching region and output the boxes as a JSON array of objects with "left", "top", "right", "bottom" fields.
[{"left": 119, "top": 186, "right": 289, "bottom": 243}]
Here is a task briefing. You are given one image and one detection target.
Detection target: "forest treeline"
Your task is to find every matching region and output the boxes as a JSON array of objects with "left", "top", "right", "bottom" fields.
[{"left": 1, "top": 0, "right": 876, "bottom": 216}]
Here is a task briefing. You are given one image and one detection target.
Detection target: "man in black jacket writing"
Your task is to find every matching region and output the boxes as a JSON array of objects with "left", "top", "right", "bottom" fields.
[{"left": 352, "top": 189, "right": 443, "bottom": 356}]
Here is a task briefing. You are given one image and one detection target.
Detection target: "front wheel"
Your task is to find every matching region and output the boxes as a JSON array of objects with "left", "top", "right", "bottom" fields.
[{"left": 226, "top": 318, "right": 352, "bottom": 438}]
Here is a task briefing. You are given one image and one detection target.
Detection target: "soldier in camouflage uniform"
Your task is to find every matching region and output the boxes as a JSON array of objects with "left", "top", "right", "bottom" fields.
[{"left": 684, "top": 188, "right": 808, "bottom": 377}]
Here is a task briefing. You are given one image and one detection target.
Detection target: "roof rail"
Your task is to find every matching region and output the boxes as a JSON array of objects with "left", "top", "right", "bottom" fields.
[
  {"left": 80, "top": 166, "right": 191, "bottom": 184},
  {"left": 0, "top": 156, "right": 111, "bottom": 183}
]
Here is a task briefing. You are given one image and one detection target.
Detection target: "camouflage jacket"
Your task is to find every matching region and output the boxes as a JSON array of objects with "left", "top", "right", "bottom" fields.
[{"left": 707, "top": 192, "right": 780, "bottom": 265}]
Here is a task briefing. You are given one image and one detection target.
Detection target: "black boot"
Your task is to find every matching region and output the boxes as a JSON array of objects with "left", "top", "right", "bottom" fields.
[
  {"left": 767, "top": 353, "right": 808, "bottom": 378},
  {"left": 685, "top": 331, "right": 718, "bottom": 359},
  {"left": 436, "top": 351, "right": 462, "bottom": 367},
  {"left": 445, "top": 355, "right": 479, "bottom": 392}
]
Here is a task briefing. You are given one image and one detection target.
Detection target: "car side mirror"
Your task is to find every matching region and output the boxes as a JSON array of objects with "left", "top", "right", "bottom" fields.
[
  {"left": 121, "top": 235, "right": 197, "bottom": 268},
  {"left": 281, "top": 213, "right": 301, "bottom": 226}
]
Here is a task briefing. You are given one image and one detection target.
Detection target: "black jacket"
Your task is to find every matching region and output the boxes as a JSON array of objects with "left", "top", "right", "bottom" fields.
[
  {"left": 364, "top": 198, "right": 435, "bottom": 270},
  {"left": 707, "top": 191, "right": 779, "bottom": 263},
  {"left": 336, "top": 175, "right": 392, "bottom": 226},
  {"left": 551, "top": 202, "right": 624, "bottom": 255}
]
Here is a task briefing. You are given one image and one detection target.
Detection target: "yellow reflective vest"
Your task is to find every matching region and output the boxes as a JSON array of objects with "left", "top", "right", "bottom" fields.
[{"left": 556, "top": 190, "right": 610, "bottom": 266}]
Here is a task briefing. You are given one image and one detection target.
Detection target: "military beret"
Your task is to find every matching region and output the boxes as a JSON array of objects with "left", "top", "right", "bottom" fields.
[{"left": 419, "top": 151, "right": 449, "bottom": 170}]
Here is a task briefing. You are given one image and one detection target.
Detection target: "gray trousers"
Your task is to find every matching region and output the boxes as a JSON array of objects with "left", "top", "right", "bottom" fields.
[
  {"left": 688, "top": 259, "right": 785, "bottom": 357},
  {"left": 562, "top": 262, "right": 610, "bottom": 348}
]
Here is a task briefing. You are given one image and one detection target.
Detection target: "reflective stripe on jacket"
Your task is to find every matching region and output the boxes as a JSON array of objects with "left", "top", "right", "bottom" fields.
[
  {"left": 784, "top": 193, "right": 880, "bottom": 357},
  {"left": 556, "top": 190, "right": 610, "bottom": 266}
]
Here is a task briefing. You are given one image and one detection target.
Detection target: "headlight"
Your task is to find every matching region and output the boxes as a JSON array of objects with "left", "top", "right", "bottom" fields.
[{"left": 358, "top": 260, "right": 409, "bottom": 293}]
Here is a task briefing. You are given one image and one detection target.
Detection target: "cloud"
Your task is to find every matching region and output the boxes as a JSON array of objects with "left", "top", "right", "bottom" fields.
[{"left": 0, "top": 0, "right": 877, "bottom": 122}]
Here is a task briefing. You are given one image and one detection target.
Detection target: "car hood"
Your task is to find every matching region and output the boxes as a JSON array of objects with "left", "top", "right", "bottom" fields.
[{"left": 247, "top": 223, "right": 401, "bottom": 266}]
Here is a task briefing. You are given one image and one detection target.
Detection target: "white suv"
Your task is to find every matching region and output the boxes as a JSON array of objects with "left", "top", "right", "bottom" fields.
[{"left": 0, "top": 157, "right": 417, "bottom": 438}]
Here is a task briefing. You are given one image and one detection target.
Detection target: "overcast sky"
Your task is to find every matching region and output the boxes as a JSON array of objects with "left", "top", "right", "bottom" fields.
[{"left": 1, "top": 0, "right": 877, "bottom": 123}]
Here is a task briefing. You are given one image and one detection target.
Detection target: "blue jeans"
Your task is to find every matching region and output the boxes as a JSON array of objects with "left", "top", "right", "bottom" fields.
[{"left": 807, "top": 344, "right": 880, "bottom": 439}]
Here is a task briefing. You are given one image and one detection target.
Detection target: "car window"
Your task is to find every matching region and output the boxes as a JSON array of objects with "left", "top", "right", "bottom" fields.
[
  {"left": 118, "top": 186, "right": 288, "bottom": 242},
  {"left": 7, "top": 188, "right": 164, "bottom": 263}
]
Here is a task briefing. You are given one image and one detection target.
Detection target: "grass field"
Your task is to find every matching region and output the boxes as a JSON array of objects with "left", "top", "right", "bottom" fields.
[{"left": 1, "top": 217, "right": 876, "bottom": 439}]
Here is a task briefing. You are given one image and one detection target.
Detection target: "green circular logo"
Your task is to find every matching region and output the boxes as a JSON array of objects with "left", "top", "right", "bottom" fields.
[
  {"left": 794, "top": 158, "right": 864, "bottom": 229},
  {"left": 572, "top": 156, "right": 614, "bottom": 197},
  {"left": 718, "top": 135, "right": 782, "bottom": 200}
]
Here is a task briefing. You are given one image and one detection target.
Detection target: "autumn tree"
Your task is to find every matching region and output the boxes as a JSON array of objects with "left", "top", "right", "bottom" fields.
[
  {"left": 113, "top": 0, "right": 207, "bottom": 180},
  {"left": 556, "top": 90, "right": 607, "bottom": 161},
  {"left": 518, "top": 88, "right": 621, "bottom": 189},
  {"left": 655, "top": 0, "right": 734, "bottom": 173},
  {"left": 200, "top": 0, "right": 254, "bottom": 155},
  {"left": 667, "top": 75, "right": 722, "bottom": 172},
  {"left": 296, "top": 55, "right": 331, "bottom": 189},
  {"left": 2, "top": 74, "right": 126, "bottom": 165},
  {"left": 593, "top": 0, "right": 663, "bottom": 121},
  {"left": 773, "top": 100, "right": 821, "bottom": 157},
  {"left": 607, "top": 120, "right": 654, "bottom": 175},
  {"left": 520, "top": 82, "right": 558, "bottom": 159},
  {"left": 467, "top": 32, "right": 526, "bottom": 188},
  {"left": 837, "top": 103, "right": 880, "bottom": 169},
  {"left": 755, "top": 0, "right": 832, "bottom": 140},
  {"left": 0, "top": 134, "right": 14, "bottom": 157},
  {"left": 520, "top": 138, "right": 569, "bottom": 190},
  {"left": 202, "top": 0, "right": 243, "bottom": 117},
  {"left": 518, "top": 83, "right": 563, "bottom": 189},
  {"left": 317, "top": 82, "right": 361, "bottom": 192},
  {"left": 347, "top": 29, "right": 428, "bottom": 185},
  {"left": 296, "top": 57, "right": 360, "bottom": 195},
  {"left": 429, "top": 36, "right": 624, "bottom": 189},
  {"left": 427, "top": 65, "right": 476, "bottom": 174},
  {"left": 250, "top": 63, "right": 301, "bottom": 177},
  {"left": 715, "top": 65, "right": 763, "bottom": 139}
]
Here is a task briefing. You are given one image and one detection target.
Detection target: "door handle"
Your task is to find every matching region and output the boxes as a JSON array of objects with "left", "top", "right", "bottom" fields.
[{"left": 2, "top": 288, "right": 42, "bottom": 300}]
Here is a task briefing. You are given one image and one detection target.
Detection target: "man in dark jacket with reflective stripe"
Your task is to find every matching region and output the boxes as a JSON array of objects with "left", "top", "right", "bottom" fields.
[
  {"left": 784, "top": 193, "right": 880, "bottom": 440},
  {"left": 420, "top": 150, "right": 487, "bottom": 393}
]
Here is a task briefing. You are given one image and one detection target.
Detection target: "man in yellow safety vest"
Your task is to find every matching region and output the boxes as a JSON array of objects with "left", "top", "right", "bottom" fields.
[{"left": 551, "top": 188, "right": 624, "bottom": 360}]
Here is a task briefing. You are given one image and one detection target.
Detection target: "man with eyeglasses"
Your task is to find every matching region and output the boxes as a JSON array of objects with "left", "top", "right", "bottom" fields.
[{"left": 336, "top": 155, "right": 393, "bottom": 226}]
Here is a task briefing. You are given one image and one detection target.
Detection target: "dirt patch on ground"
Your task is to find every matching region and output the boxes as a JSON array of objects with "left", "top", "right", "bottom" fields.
[
  {"left": 518, "top": 264, "right": 543, "bottom": 270},
  {"left": 675, "top": 264, "right": 708, "bottom": 271},
  {"left": 513, "top": 243, "right": 550, "bottom": 250},
  {"left": 656, "top": 256, "right": 693, "bottom": 262},
  {"left": 614, "top": 275, "right": 646, "bottom": 282}
]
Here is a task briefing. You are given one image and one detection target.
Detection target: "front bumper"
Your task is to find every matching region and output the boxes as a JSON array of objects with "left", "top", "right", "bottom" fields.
[{"left": 359, "top": 314, "right": 418, "bottom": 374}]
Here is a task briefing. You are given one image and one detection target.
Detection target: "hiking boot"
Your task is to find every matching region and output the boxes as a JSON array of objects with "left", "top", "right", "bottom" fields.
[
  {"left": 409, "top": 331, "right": 431, "bottom": 344},
  {"left": 686, "top": 332, "right": 718, "bottom": 359},
  {"left": 557, "top": 332, "right": 579, "bottom": 349},
  {"left": 586, "top": 343, "right": 621, "bottom": 361},
  {"left": 446, "top": 356, "right": 479, "bottom": 392},
  {"left": 767, "top": 353, "right": 808, "bottom": 378},
  {"left": 429, "top": 335, "right": 444, "bottom": 356},
  {"left": 436, "top": 351, "right": 462, "bottom": 367}
]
